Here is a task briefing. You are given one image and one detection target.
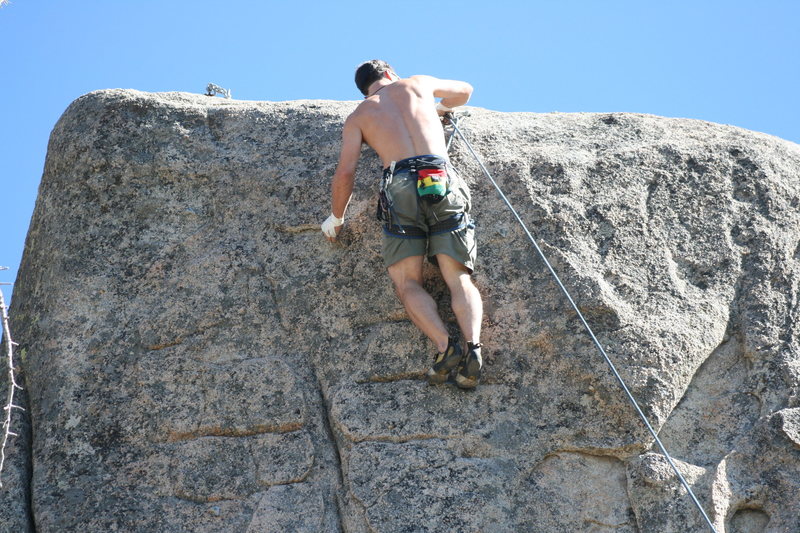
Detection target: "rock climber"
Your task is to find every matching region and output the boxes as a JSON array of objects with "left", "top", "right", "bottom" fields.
[{"left": 321, "top": 60, "right": 484, "bottom": 388}]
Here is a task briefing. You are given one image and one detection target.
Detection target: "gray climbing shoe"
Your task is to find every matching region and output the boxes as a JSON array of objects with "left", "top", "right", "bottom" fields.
[
  {"left": 426, "top": 337, "right": 462, "bottom": 384},
  {"left": 455, "top": 343, "right": 483, "bottom": 389}
]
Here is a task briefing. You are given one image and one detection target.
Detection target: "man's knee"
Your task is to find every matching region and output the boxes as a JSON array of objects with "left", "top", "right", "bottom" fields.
[
  {"left": 387, "top": 256, "right": 424, "bottom": 299},
  {"left": 436, "top": 254, "right": 472, "bottom": 287},
  {"left": 391, "top": 277, "right": 422, "bottom": 302}
]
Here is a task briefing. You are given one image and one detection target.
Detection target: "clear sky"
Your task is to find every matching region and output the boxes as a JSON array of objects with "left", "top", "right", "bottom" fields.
[{"left": 1, "top": 1, "right": 798, "bottom": 303}]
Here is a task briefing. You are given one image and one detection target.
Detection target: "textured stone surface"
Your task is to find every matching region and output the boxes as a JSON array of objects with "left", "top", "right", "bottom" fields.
[
  {"left": 627, "top": 452, "right": 713, "bottom": 532},
  {"left": 4, "top": 89, "right": 800, "bottom": 531},
  {"left": 776, "top": 407, "right": 800, "bottom": 448}
]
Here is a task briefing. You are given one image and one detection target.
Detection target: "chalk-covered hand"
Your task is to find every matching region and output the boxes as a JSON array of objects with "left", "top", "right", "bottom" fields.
[
  {"left": 436, "top": 102, "right": 454, "bottom": 116},
  {"left": 321, "top": 213, "right": 344, "bottom": 241}
]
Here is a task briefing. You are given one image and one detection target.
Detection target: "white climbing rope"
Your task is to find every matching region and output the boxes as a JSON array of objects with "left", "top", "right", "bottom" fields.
[{"left": 445, "top": 114, "right": 719, "bottom": 533}]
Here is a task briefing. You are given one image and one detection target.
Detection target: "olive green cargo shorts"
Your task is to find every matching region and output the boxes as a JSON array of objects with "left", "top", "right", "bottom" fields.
[{"left": 381, "top": 164, "right": 476, "bottom": 273}]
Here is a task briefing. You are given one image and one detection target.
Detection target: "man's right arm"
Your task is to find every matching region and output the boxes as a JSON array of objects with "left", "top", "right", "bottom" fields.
[{"left": 322, "top": 114, "right": 363, "bottom": 242}]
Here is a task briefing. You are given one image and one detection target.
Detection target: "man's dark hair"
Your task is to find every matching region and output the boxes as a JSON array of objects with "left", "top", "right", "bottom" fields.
[{"left": 355, "top": 60, "right": 394, "bottom": 96}]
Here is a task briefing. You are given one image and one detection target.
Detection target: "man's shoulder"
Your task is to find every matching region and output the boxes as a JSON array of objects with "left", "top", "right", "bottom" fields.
[
  {"left": 343, "top": 103, "right": 371, "bottom": 132},
  {"left": 346, "top": 101, "right": 369, "bottom": 121},
  {"left": 405, "top": 74, "right": 439, "bottom": 88},
  {"left": 347, "top": 95, "right": 385, "bottom": 119}
]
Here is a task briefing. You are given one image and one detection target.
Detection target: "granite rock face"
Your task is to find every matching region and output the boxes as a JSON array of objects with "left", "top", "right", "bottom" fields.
[{"left": 4, "top": 90, "right": 800, "bottom": 532}]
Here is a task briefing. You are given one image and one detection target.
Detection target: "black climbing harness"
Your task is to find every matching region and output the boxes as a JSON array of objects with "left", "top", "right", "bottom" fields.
[
  {"left": 377, "top": 155, "right": 472, "bottom": 239},
  {"left": 443, "top": 112, "right": 719, "bottom": 533},
  {"left": 382, "top": 212, "right": 470, "bottom": 239}
]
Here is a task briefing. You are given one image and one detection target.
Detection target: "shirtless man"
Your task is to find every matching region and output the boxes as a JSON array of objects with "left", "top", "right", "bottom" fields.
[{"left": 321, "top": 60, "right": 483, "bottom": 389}]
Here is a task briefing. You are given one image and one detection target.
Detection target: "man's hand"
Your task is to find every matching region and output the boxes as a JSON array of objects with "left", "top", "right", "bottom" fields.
[
  {"left": 321, "top": 213, "right": 344, "bottom": 242},
  {"left": 435, "top": 102, "right": 453, "bottom": 117}
]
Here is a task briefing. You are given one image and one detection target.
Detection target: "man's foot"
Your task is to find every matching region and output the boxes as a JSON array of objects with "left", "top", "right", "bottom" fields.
[
  {"left": 455, "top": 342, "right": 483, "bottom": 389},
  {"left": 426, "top": 337, "right": 462, "bottom": 384}
]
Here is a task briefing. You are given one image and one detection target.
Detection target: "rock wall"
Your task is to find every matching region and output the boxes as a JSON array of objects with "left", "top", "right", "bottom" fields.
[{"left": 3, "top": 89, "right": 800, "bottom": 532}]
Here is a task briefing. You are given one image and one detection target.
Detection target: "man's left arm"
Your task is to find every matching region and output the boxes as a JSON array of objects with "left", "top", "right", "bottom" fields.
[{"left": 322, "top": 115, "right": 363, "bottom": 242}]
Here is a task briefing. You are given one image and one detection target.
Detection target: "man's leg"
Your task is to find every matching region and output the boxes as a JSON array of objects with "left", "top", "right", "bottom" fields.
[
  {"left": 436, "top": 253, "right": 484, "bottom": 388},
  {"left": 435, "top": 254, "right": 482, "bottom": 343},
  {"left": 387, "top": 255, "right": 450, "bottom": 352}
]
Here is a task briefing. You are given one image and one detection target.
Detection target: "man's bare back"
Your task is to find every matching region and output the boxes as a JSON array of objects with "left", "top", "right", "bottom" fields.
[
  {"left": 324, "top": 71, "right": 472, "bottom": 229},
  {"left": 352, "top": 76, "right": 451, "bottom": 166},
  {"left": 348, "top": 75, "right": 473, "bottom": 166}
]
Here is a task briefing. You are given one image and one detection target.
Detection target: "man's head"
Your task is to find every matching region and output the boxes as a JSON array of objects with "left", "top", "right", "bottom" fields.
[{"left": 355, "top": 60, "right": 395, "bottom": 96}]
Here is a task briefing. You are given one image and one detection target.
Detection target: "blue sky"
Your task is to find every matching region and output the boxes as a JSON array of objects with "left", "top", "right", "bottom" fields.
[{"left": 1, "top": 1, "right": 798, "bottom": 302}]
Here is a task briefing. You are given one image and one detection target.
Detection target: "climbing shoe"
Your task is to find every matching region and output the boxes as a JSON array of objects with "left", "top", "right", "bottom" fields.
[
  {"left": 426, "top": 337, "right": 462, "bottom": 384},
  {"left": 455, "top": 342, "right": 483, "bottom": 389}
]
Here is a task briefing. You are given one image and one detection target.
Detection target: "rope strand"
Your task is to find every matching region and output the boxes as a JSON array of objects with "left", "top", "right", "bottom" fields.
[{"left": 446, "top": 114, "right": 718, "bottom": 533}]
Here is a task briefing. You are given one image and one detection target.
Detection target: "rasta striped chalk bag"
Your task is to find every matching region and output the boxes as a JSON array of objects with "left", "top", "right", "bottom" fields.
[{"left": 416, "top": 168, "right": 448, "bottom": 203}]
